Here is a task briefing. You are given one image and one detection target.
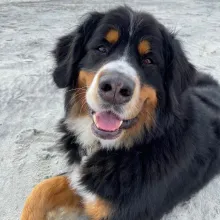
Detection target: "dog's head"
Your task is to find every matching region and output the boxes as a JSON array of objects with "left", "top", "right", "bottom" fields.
[{"left": 53, "top": 7, "right": 195, "bottom": 149}]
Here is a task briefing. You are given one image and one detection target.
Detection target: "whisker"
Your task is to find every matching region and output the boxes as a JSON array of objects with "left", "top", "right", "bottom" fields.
[
  {"left": 69, "top": 92, "right": 86, "bottom": 103},
  {"left": 79, "top": 100, "right": 87, "bottom": 115},
  {"left": 64, "top": 91, "right": 86, "bottom": 110},
  {"left": 66, "top": 87, "right": 87, "bottom": 93},
  {"left": 73, "top": 91, "right": 87, "bottom": 98},
  {"left": 73, "top": 94, "right": 87, "bottom": 108}
]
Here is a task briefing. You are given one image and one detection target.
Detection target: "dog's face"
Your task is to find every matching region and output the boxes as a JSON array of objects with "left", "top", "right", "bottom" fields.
[{"left": 53, "top": 7, "right": 192, "bottom": 149}]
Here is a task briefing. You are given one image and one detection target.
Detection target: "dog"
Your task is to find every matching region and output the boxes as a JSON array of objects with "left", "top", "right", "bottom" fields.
[{"left": 21, "top": 6, "right": 220, "bottom": 220}]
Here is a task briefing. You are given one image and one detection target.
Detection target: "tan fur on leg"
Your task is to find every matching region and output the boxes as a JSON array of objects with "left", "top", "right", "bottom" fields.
[
  {"left": 84, "top": 198, "right": 111, "bottom": 220},
  {"left": 21, "top": 176, "right": 84, "bottom": 220}
]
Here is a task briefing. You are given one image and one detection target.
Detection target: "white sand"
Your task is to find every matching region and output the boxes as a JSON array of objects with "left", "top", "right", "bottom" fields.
[{"left": 1, "top": 0, "right": 220, "bottom": 219}]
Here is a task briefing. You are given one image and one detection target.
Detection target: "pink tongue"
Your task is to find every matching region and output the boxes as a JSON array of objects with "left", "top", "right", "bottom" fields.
[{"left": 95, "top": 112, "right": 122, "bottom": 131}]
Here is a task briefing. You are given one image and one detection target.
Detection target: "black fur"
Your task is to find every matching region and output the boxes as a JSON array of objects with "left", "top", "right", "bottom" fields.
[
  {"left": 53, "top": 12, "right": 104, "bottom": 88},
  {"left": 58, "top": 119, "right": 81, "bottom": 164},
  {"left": 53, "top": 6, "right": 220, "bottom": 220}
]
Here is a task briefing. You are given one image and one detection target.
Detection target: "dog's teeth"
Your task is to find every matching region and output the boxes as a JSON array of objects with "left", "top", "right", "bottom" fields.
[
  {"left": 119, "top": 120, "right": 123, "bottom": 127},
  {"left": 93, "top": 114, "right": 97, "bottom": 125}
]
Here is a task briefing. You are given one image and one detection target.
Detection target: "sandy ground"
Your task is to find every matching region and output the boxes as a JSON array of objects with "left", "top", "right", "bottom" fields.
[{"left": 1, "top": 0, "right": 220, "bottom": 220}]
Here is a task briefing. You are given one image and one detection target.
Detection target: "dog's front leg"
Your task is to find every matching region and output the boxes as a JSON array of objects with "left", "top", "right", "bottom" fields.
[{"left": 21, "top": 175, "right": 84, "bottom": 220}]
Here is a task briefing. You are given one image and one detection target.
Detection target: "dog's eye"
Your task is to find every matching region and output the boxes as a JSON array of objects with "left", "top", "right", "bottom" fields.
[
  {"left": 143, "top": 58, "right": 153, "bottom": 65},
  {"left": 97, "top": 46, "right": 108, "bottom": 54}
]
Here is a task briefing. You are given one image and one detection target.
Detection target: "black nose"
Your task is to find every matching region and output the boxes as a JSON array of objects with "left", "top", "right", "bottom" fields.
[{"left": 99, "top": 73, "right": 135, "bottom": 105}]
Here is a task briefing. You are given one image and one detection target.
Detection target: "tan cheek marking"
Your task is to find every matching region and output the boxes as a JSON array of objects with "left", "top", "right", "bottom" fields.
[
  {"left": 70, "top": 71, "right": 96, "bottom": 117},
  {"left": 138, "top": 40, "right": 151, "bottom": 55},
  {"left": 140, "top": 85, "right": 157, "bottom": 106},
  {"left": 21, "top": 176, "right": 84, "bottom": 220},
  {"left": 105, "top": 29, "right": 119, "bottom": 44},
  {"left": 139, "top": 85, "right": 157, "bottom": 128},
  {"left": 77, "top": 70, "right": 95, "bottom": 88},
  {"left": 121, "top": 85, "right": 157, "bottom": 147},
  {"left": 85, "top": 198, "right": 111, "bottom": 220}
]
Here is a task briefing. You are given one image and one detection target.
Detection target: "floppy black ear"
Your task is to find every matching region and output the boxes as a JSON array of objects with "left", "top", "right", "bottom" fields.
[
  {"left": 160, "top": 25, "right": 196, "bottom": 111},
  {"left": 52, "top": 12, "right": 104, "bottom": 88}
]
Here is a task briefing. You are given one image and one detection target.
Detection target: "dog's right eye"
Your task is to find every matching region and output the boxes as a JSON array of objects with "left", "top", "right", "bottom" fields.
[{"left": 96, "top": 46, "right": 108, "bottom": 54}]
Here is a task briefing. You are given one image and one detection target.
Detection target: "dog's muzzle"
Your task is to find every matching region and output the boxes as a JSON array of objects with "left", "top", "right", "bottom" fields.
[
  {"left": 98, "top": 71, "right": 135, "bottom": 105},
  {"left": 85, "top": 60, "right": 140, "bottom": 140}
]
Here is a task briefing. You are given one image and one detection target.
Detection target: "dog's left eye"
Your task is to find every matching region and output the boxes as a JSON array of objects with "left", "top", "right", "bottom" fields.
[
  {"left": 143, "top": 58, "right": 153, "bottom": 65},
  {"left": 97, "top": 46, "right": 108, "bottom": 54}
]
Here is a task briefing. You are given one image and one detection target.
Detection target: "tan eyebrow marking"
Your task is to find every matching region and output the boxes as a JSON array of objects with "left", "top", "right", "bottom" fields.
[
  {"left": 105, "top": 29, "right": 119, "bottom": 44},
  {"left": 138, "top": 40, "right": 151, "bottom": 55}
]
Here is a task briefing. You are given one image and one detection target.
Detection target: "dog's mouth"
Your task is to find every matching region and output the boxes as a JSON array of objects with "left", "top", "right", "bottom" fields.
[{"left": 90, "top": 109, "right": 137, "bottom": 140}]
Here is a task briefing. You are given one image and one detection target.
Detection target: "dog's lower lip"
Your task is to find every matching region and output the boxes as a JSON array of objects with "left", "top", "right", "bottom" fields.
[{"left": 91, "top": 123, "right": 122, "bottom": 140}]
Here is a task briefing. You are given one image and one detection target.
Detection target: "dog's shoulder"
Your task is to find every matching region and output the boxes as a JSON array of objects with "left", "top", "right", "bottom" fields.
[
  {"left": 183, "top": 73, "right": 220, "bottom": 113},
  {"left": 180, "top": 72, "right": 220, "bottom": 145}
]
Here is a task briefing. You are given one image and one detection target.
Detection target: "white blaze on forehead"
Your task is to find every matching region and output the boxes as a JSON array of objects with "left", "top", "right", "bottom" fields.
[
  {"left": 99, "top": 59, "right": 137, "bottom": 78},
  {"left": 128, "top": 8, "right": 135, "bottom": 37}
]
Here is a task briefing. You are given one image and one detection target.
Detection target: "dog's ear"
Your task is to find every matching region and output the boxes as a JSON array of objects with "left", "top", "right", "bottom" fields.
[
  {"left": 160, "top": 25, "right": 196, "bottom": 111},
  {"left": 52, "top": 12, "right": 104, "bottom": 88}
]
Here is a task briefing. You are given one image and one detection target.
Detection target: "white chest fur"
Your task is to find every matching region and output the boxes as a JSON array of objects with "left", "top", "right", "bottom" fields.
[{"left": 68, "top": 158, "right": 97, "bottom": 203}]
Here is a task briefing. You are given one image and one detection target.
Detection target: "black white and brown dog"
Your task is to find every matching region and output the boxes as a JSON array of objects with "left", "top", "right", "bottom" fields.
[{"left": 21, "top": 6, "right": 220, "bottom": 220}]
